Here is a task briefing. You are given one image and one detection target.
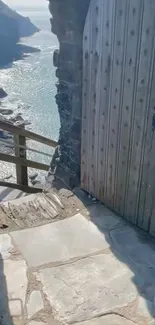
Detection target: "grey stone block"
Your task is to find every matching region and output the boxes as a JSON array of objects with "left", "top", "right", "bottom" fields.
[
  {"left": 36, "top": 254, "right": 137, "bottom": 323},
  {"left": 11, "top": 214, "right": 110, "bottom": 267}
]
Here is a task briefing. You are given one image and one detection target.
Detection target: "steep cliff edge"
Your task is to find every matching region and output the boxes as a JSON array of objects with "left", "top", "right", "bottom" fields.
[
  {"left": 48, "top": 0, "right": 91, "bottom": 189},
  {"left": 0, "top": 0, "right": 39, "bottom": 65}
]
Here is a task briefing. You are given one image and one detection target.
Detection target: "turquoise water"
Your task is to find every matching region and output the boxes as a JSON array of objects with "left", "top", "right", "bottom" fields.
[{"left": 0, "top": 5, "right": 59, "bottom": 180}]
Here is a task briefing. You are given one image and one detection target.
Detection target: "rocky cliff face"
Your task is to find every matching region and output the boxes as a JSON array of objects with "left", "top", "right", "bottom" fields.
[
  {"left": 48, "top": 0, "right": 91, "bottom": 189},
  {"left": 0, "top": 0, "right": 39, "bottom": 65}
]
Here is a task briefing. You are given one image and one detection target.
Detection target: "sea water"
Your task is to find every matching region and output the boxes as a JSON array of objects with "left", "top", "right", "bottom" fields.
[{"left": 0, "top": 4, "right": 59, "bottom": 181}]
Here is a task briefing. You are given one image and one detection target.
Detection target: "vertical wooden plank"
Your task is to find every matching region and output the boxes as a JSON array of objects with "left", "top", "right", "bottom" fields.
[
  {"left": 103, "top": 0, "right": 116, "bottom": 206},
  {"left": 141, "top": 92, "right": 155, "bottom": 234},
  {"left": 149, "top": 156, "right": 155, "bottom": 236},
  {"left": 14, "top": 124, "right": 28, "bottom": 186},
  {"left": 137, "top": 0, "right": 155, "bottom": 231},
  {"left": 149, "top": 125, "right": 155, "bottom": 235},
  {"left": 85, "top": 1, "right": 97, "bottom": 195},
  {"left": 106, "top": 0, "right": 128, "bottom": 209},
  {"left": 125, "top": 0, "right": 155, "bottom": 224},
  {"left": 81, "top": 1, "right": 94, "bottom": 193},
  {"left": 114, "top": 0, "right": 143, "bottom": 215},
  {"left": 96, "top": 0, "right": 114, "bottom": 202},
  {"left": 87, "top": 0, "right": 100, "bottom": 196},
  {"left": 81, "top": 1, "right": 91, "bottom": 191},
  {"left": 94, "top": 0, "right": 105, "bottom": 199}
]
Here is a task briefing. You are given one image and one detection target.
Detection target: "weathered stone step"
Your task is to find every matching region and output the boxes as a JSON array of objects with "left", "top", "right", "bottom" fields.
[
  {"left": 0, "top": 188, "right": 88, "bottom": 233},
  {"left": 0, "top": 193, "right": 59, "bottom": 232}
]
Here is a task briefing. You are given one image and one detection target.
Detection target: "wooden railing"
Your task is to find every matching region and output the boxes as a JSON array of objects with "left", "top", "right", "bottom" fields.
[{"left": 0, "top": 121, "right": 57, "bottom": 192}]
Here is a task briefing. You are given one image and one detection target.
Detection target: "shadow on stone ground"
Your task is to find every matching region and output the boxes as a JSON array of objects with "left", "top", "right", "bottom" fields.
[
  {"left": 74, "top": 188, "right": 155, "bottom": 322},
  {"left": 0, "top": 253, "right": 13, "bottom": 325},
  {"left": 0, "top": 252, "right": 25, "bottom": 325}
]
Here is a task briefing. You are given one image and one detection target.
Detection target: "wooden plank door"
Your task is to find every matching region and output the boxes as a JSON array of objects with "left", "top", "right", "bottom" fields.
[{"left": 81, "top": 0, "right": 155, "bottom": 235}]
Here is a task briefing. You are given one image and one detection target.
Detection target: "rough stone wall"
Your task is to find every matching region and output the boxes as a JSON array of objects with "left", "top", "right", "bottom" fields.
[{"left": 48, "top": 0, "right": 90, "bottom": 189}]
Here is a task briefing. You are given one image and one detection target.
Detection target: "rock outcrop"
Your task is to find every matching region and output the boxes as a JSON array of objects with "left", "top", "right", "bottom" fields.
[
  {"left": 0, "top": 88, "right": 7, "bottom": 98},
  {"left": 48, "top": 0, "right": 91, "bottom": 189},
  {"left": 0, "top": 0, "right": 39, "bottom": 66}
]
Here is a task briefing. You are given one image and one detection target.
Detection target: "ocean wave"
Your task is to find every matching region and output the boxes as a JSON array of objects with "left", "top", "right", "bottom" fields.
[
  {"left": 47, "top": 45, "right": 57, "bottom": 50},
  {"left": 11, "top": 91, "right": 20, "bottom": 96}
]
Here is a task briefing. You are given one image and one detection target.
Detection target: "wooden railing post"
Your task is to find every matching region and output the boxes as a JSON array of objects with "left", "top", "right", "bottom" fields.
[{"left": 14, "top": 123, "right": 28, "bottom": 186}]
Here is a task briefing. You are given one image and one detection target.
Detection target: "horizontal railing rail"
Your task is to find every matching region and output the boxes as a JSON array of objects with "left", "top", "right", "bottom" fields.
[
  {"left": 0, "top": 120, "right": 57, "bottom": 192},
  {"left": 0, "top": 152, "right": 50, "bottom": 171},
  {"left": 0, "top": 121, "right": 57, "bottom": 148},
  {"left": 0, "top": 181, "right": 42, "bottom": 193},
  {"left": 0, "top": 138, "right": 52, "bottom": 157}
]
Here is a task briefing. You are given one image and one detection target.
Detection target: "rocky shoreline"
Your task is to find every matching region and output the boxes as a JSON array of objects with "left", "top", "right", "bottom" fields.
[
  {"left": 0, "top": 87, "right": 31, "bottom": 137},
  {"left": 0, "top": 0, "right": 40, "bottom": 135},
  {"left": 0, "top": 88, "right": 44, "bottom": 186},
  {"left": 0, "top": 87, "right": 33, "bottom": 179},
  {"left": 0, "top": 1, "right": 44, "bottom": 186}
]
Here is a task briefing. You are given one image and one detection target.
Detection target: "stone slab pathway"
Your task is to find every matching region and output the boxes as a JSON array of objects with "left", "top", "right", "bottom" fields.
[
  {"left": 0, "top": 191, "right": 155, "bottom": 325},
  {"left": 11, "top": 214, "right": 109, "bottom": 267},
  {"left": 35, "top": 254, "right": 137, "bottom": 323}
]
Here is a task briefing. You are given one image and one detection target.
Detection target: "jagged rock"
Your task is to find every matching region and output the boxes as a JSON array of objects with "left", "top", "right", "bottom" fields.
[
  {"left": 14, "top": 120, "right": 31, "bottom": 127},
  {"left": 29, "top": 172, "right": 38, "bottom": 181},
  {"left": 0, "top": 88, "right": 7, "bottom": 98},
  {"left": 10, "top": 113, "right": 23, "bottom": 123},
  {"left": 53, "top": 49, "right": 60, "bottom": 67},
  {"left": 47, "top": 0, "right": 91, "bottom": 189},
  {"left": 31, "top": 180, "right": 41, "bottom": 186},
  {"left": 0, "top": 111, "right": 31, "bottom": 135},
  {"left": 11, "top": 114, "right": 30, "bottom": 126},
  {"left": 0, "top": 114, "right": 9, "bottom": 123},
  {"left": 0, "top": 108, "right": 13, "bottom": 115}
]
